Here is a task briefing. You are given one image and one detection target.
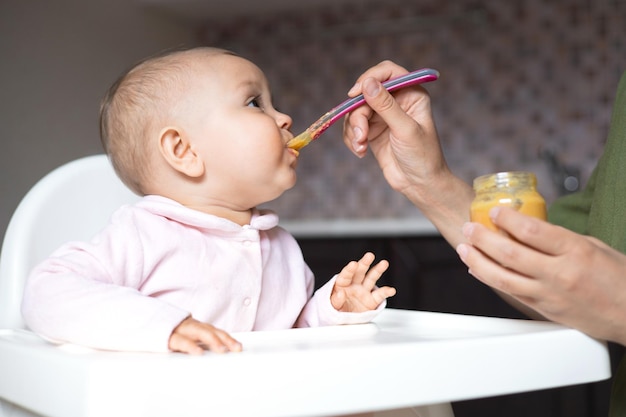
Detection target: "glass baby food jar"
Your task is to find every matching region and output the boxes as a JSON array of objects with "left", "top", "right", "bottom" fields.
[{"left": 470, "top": 171, "right": 547, "bottom": 231}]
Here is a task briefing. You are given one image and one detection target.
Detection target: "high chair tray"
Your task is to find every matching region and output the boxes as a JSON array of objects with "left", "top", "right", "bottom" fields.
[{"left": 0, "top": 309, "right": 611, "bottom": 417}]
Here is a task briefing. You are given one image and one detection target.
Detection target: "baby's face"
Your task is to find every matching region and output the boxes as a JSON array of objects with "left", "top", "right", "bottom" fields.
[{"left": 181, "top": 53, "right": 299, "bottom": 210}]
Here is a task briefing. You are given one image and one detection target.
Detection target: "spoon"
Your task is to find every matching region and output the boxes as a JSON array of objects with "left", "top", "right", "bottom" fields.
[{"left": 287, "top": 68, "right": 439, "bottom": 152}]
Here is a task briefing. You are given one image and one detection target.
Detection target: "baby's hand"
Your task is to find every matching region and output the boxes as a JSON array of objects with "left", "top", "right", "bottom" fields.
[
  {"left": 331, "top": 252, "right": 396, "bottom": 312},
  {"left": 168, "top": 316, "right": 242, "bottom": 355}
]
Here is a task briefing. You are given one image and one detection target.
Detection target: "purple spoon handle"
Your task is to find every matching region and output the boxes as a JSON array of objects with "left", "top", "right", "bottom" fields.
[{"left": 318, "top": 68, "right": 440, "bottom": 135}]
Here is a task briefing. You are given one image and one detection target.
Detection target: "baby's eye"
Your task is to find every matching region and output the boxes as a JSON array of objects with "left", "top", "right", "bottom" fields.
[{"left": 247, "top": 97, "right": 262, "bottom": 109}]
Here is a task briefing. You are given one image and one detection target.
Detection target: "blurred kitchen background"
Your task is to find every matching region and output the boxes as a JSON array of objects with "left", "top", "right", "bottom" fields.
[
  {"left": 1, "top": 0, "right": 625, "bottom": 416},
  {"left": 201, "top": 0, "right": 625, "bottom": 221},
  {"left": 2, "top": 0, "right": 626, "bottom": 237}
]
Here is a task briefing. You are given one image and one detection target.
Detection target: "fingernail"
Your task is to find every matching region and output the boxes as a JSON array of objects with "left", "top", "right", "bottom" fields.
[
  {"left": 456, "top": 244, "right": 468, "bottom": 260},
  {"left": 489, "top": 206, "right": 501, "bottom": 220},
  {"left": 353, "top": 126, "right": 363, "bottom": 141},
  {"left": 363, "top": 78, "right": 381, "bottom": 97},
  {"left": 461, "top": 222, "right": 475, "bottom": 238},
  {"left": 353, "top": 143, "right": 366, "bottom": 158}
]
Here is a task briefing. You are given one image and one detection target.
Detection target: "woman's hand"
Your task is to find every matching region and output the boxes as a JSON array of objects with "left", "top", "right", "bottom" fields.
[
  {"left": 343, "top": 60, "right": 444, "bottom": 194},
  {"left": 457, "top": 206, "right": 626, "bottom": 345},
  {"left": 342, "top": 60, "right": 474, "bottom": 247}
]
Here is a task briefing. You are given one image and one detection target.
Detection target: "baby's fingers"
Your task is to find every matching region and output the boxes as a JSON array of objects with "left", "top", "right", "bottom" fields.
[
  {"left": 169, "top": 317, "right": 242, "bottom": 355},
  {"left": 363, "top": 259, "right": 390, "bottom": 289},
  {"left": 371, "top": 286, "right": 397, "bottom": 305},
  {"left": 197, "top": 328, "right": 243, "bottom": 354},
  {"left": 335, "top": 260, "right": 358, "bottom": 288},
  {"left": 352, "top": 252, "right": 377, "bottom": 284},
  {"left": 168, "top": 332, "right": 205, "bottom": 355},
  {"left": 336, "top": 253, "right": 383, "bottom": 287}
]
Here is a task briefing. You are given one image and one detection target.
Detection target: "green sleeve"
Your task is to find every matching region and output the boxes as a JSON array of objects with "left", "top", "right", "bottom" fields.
[
  {"left": 546, "top": 71, "right": 626, "bottom": 416},
  {"left": 549, "top": 71, "right": 626, "bottom": 253},
  {"left": 547, "top": 164, "right": 598, "bottom": 235}
]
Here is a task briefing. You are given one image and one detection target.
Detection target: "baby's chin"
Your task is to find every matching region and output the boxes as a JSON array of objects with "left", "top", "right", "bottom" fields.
[
  {"left": 289, "top": 173, "right": 298, "bottom": 188},
  {"left": 259, "top": 176, "right": 297, "bottom": 203},
  {"left": 280, "top": 177, "right": 298, "bottom": 195}
]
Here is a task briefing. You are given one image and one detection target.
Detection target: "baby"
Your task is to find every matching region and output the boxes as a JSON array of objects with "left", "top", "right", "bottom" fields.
[{"left": 21, "top": 47, "right": 396, "bottom": 354}]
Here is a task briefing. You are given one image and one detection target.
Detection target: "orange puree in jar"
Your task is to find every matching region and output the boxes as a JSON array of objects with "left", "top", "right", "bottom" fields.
[{"left": 470, "top": 172, "right": 546, "bottom": 231}]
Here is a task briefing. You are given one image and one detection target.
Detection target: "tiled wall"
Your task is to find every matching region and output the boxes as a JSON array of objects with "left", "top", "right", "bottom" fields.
[{"left": 199, "top": 0, "right": 626, "bottom": 221}]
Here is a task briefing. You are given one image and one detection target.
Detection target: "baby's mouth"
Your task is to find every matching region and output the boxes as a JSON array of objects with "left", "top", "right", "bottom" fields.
[{"left": 285, "top": 135, "right": 299, "bottom": 157}]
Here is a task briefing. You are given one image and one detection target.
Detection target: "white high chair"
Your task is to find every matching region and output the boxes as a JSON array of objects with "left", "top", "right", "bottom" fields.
[
  {"left": 0, "top": 155, "right": 611, "bottom": 417},
  {"left": 0, "top": 154, "right": 135, "bottom": 416},
  {"left": 0, "top": 155, "right": 140, "bottom": 330}
]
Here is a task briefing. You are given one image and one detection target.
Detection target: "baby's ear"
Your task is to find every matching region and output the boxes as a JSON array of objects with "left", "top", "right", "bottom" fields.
[{"left": 158, "top": 127, "right": 204, "bottom": 177}]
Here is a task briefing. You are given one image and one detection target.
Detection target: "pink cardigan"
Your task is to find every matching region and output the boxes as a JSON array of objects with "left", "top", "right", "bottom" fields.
[{"left": 22, "top": 195, "right": 382, "bottom": 352}]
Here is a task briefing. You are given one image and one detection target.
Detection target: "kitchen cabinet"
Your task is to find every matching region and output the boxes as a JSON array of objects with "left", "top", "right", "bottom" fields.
[{"left": 296, "top": 235, "right": 622, "bottom": 417}]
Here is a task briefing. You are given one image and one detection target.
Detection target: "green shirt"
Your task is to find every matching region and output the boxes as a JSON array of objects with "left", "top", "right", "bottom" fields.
[{"left": 548, "top": 71, "right": 626, "bottom": 416}]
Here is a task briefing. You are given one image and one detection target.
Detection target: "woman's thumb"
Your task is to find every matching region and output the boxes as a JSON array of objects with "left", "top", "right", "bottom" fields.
[{"left": 362, "top": 77, "right": 401, "bottom": 119}]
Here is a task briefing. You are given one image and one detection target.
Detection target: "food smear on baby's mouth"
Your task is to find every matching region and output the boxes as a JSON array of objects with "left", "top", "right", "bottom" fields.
[{"left": 286, "top": 134, "right": 311, "bottom": 152}]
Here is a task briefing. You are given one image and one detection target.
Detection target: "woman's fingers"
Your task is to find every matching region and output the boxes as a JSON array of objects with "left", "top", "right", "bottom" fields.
[
  {"left": 489, "top": 207, "right": 572, "bottom": 256},
  {"left": 456, "top": 240, "right": 542, "bottom": 300}
]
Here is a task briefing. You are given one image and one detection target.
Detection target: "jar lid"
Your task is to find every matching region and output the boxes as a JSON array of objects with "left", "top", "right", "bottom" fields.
[{"left": 473, "top": 171, "right": 537, "bottom": 189}]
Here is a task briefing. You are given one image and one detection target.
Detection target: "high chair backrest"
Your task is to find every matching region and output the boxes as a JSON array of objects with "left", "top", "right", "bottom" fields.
[{"left": 0, "top": 154, "right": 140, "bottom": 329}]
